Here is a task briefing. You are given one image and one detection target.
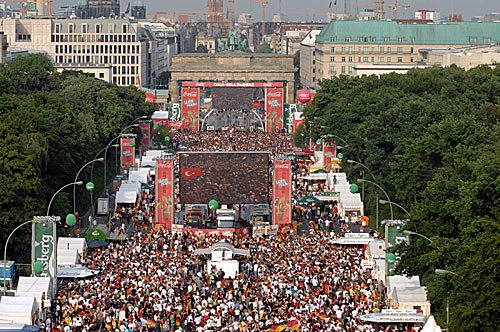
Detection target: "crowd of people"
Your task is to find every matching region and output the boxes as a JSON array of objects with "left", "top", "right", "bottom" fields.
[
  {"left": 41, "top": 131, "right": 419, "bottom": 332},
  {"left": 44, "top": 229, "right": 398, "bottom": 332}
]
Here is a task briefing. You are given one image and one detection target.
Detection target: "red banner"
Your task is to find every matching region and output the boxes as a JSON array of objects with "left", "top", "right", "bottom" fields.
[
  {"left": 292, "top": 112, "right": 304, "bottom": 134},
  {"left": 272, "top": 159, "right": 292, "bottom": 225},
  {"left": 139, "top": 122, "right": 151, "bottom": 148},
  {"left": 120, "top": 137, "right": 135, "bottom": 170},
  {"left": 265, "top": 88, "right": 284, "bottom": 133},
  {"left": 155, "top": 159, "right": 175, "bottom": 229},
  {"left": 181, "top": 87, "right": 199, "bottom": 132},
  {"left": 323, "top": 141, "right": 337, "bottom": 171}
]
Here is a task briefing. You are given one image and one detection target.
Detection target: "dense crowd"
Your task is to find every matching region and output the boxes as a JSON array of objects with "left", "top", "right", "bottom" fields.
[{"left": 44, "top": 229, "right": 393, "bottom": 332}]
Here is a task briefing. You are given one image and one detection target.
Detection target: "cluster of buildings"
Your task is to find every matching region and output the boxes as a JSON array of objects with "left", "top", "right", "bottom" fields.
[{"left": 0, "top": 1, "right": 498, "bottom": 97}]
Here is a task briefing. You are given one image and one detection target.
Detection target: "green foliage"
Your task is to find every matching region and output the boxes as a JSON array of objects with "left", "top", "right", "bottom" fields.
[
  {"left": 307, "top": 66, "right": 500, "bottom": 331},
  {"left": 0, "top": 55, "right": 153, "bottom": 260}
]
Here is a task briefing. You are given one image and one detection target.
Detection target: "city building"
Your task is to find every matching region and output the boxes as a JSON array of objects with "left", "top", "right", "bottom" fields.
[
  {"left": 414, "top": 10, "right": 440, "bottom": 22},
  {"left": 314, "top": 21, "right": 500, "bottom": 79},
  {"left": 0, "top": 17, "right": 164, "bottom": 86},
  {"left": 0, "top": 31, "right": 7, "bottom": 63},
  {"left": 472, "top": 12, "right": 500, "bottom": 23},
  {"left": 299, "top": 29, "right": 321, "bottom": 89},
  {"left": 352, "top": 63, "right": 429, "bottom": 77},
  {"left": 274, "top": 23, "right": 326, "bottom": 55},
  {"left": 131, "top": 0, "right": 146, "bottom": 19},
  {"left": 138, "top": 22, "right": 178, "bottom": 75},
  {"left": 76, "top": 0, "right": 120, "bottom": 19},
  {"left": 421, "top": 46, "right": 500, "bottom": 70},
  {"left": 168, "top": 52, "right": 295, "bottom": 103},
  {"left": 54, "top": 63, "right": 113, "bottom": 83}
]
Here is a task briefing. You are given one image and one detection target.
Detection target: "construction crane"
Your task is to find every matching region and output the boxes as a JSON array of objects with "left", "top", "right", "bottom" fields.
[
  {"left": 254, "top": 0, "right": 268, "bottom": 42},
  {"left": 365, "top": 0, "right": 411, "bottom": 19}
]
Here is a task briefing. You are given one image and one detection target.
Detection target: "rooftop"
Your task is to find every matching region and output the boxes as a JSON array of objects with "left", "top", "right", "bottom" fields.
[{"left": 316, "top": 21, "right": 500, "bottom": 45}]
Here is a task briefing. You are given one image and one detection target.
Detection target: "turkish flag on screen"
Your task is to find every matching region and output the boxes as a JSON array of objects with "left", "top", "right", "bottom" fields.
[{"left": 181, "top": 168, "right": 204, "bottom": 180}]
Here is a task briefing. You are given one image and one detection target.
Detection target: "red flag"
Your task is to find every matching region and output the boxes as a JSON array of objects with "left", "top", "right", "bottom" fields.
[{"left": 180, "top": 168, "right": 204, "bottom": 180}]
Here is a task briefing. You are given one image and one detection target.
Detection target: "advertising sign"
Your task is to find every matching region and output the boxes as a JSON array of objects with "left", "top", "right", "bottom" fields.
[
  {"left": 284, "top": 104, "right": 298, "bottom": 133},
  {"left": 139, "top": 122, "right": 151, "bottom": 148},
  {"left": 120, "top": 137, "right": 135, "bottom": 170},
  {"left": 323, "top": 141, "right": 337, "bottom": 171},
  {"left": 265, "top": 88, "right": 284, "bottom": 133},
  {"left": 182, "top": 82, "right": 283, "bottom": 88},
  {"left": 32, "top": 217, "right": 57, "bottom": 284},
  {"left": 272, "top": 159, "right": 292, "bottom": 225},
  {"left": 155, "top": 159, "right": 175, "bottom": 229},
  {"left": 181, "top": 88, "right": 200, "bottom": 132}
]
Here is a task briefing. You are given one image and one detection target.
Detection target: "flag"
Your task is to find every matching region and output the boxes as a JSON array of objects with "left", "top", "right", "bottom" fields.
[
  {"left": 286, "top": 320, "right": 299, "bottom": 331},
  {"left": 180, "top": 168, "right": 204, "bottom": 180},
  {"left": 124, "top": 2, "right": 130, "bottom": 14}
]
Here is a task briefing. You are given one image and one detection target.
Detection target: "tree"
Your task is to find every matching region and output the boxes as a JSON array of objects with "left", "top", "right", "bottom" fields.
[{"left": 256, "top": 43, "right": 273, "bottom": 53}]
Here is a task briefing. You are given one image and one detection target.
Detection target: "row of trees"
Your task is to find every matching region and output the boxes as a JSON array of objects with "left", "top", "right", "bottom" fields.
[
  {"left": 0, "top": 54, "right": 153, "bottom": 260},
  {"left": 304, "top": 65, "right": 499, "bottom": 331}
]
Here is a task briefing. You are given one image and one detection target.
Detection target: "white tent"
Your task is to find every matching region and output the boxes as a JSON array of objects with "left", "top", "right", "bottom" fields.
[
  {"left": 391, "top": 286, "right": 431, "bottom": 317},
  {"left": 141, "top": 156, "right": 156, "bottom": 168},
  {"left": 0, "top": 296, "right": 38, "bottom": 325},
  {"left": 57, "top": 265, "right": 99, "bottom": 279},
  {"left": 421, "top": 316, "right": 442, "bottom": 332},
  {"left": 119, "top": 182, "right": 141, "bottom": 193},
  {"left": 15, "top": 277, "right": 52, "bottom": 302},
  {"left": 339, "top": 192, "right": 364, "bottom": 218},
  {"left": 128, "top": 170, "right": 148, "bottom": 184},
  {"left": 57, "top": 238, "right": 85, "bottom": 253},
  {"left": 145, "top": 150, "right": 163, "bottom": 158},
  {"left": 115, "top": 190, "right": 138, "bottom": 206},
  {"left": 57, "top": 250, "right": 79, "bottom": 265}
]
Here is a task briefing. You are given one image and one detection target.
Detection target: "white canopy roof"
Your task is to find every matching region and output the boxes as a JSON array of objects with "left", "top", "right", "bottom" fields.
[
  {"left": 57, "top": 250, "right": 79, "bottom": 265},
  {"left": 340, "top": 192, "right": 363, "bottom": 209},
  {"left": 152, "top": 111, "right": 169, "bottom": 120},
  {"left": 421, "top": 316, "right": 442, "bottom": 332},
  {"left": 128, "top": 170, "right": 148, "bottom": 184},
  {"left": 119, "top": 182, "right": 141, "bottom": 193},
  {"left": 141, "top": 157, "right": 156, "bottom": 168},
  {"left": 0, "top": 297, "right": 38, "bottom": 325},
  {"left": 57, "top": 238, "right": 85, "bottom": 253},
  {"left": 16, "top": 277, "right": 51, "bottom": 301},
  {"left": 388, "top": 275, "right": 422, "bottom": 290},
  {"left": 116, "top": 190, "right": 138, "bottom": 205},
  {"left": 145, "top": 150, "right": 163, "bottom": 157},
  {"left": 57, "top": 265, "right": 99, "bottom": 278}
]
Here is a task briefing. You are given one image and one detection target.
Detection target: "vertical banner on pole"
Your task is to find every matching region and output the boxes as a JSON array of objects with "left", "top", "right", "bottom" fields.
[
  {"left": 120, "top": 137, "right": 135, "bottom": 170},
  {"left": 265, "top": 87, "right": 284, "bottom": 133},
  {"left": 181, "top": 87, "right": 200, "bottom": 132},
  {"left": 272, "top": 159, "right": 292, "bottom": 225},
  {"left": 139, "top": 122, "right": 151, "bottom": 148},
  {"left": 32, "top": 217, "right": 57, "bottom": 292},
  {"left": 155, "top": 158, "right": 175, "bottom": 229},
  {"left": 323, "top": 141, "right": 337, "bottom": 171}
]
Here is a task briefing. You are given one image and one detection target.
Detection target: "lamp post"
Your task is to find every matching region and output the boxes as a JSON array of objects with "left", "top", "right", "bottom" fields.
[
  {"left": 403, "top": 230, "right": 432, "bottom": 243},
  {"left": 73, "top": 158, "right": 104, "bottom": 214},
  {"left": 47, "top": 181, "right": 83, "bottom": 217},
  {"left": 347, "top": 160, "right": 378, "bottom": 224},
  {"left": 379, "top": 199, "right": 410, "bottom": 218},
  {"left": 321, "top": 133, "right": 349, "bottom": 148},
  {"left": 357, "top": 178, "right": 393, "bottom": 220},
  {"left": 435, "top": 269, "right": 457, "bottom": 330},
  {"left": 3, "top": 220, "right": 32, "bottom": 296}
]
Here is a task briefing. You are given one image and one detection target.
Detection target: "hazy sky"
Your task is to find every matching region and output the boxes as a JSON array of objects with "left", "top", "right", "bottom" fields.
[{"left": 140, "top": 0, "right": 499, "bottom": 20}]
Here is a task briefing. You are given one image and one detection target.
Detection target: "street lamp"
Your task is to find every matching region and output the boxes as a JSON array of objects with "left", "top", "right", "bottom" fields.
[
  {"left": 73, "top": 158, "right": 104, "bottom": 214},
  {"left": 357, "top": 178, "right": 393, "bottom": 220},
  {"left": 379, "top": 199, "right": 410, "bottom": 217},
  {"left": 403, "top": 230, "right": 432, "bottom": 243},
  {"left": 435, "top": 268, "right": 457, "bottom": 329},
  {"left": 3, "top": 220, "right": 32, "bottom": 296},
  {"left": 321, "top": 133, "right": 349, "bottom": 148},
  {"left": 347, "top": 159, "right": 379, "bottom": 227},
  {"left": 47, "top": 181, "right": 83, "bottom": 217}
]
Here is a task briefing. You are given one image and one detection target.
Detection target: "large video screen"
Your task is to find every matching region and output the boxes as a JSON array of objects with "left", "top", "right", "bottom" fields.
[
  {"left": 211, "top": 88, "right": 254, "bottom": 110},
  {"left": 179, "top": 152, "right": 269, "bottom": 204}
]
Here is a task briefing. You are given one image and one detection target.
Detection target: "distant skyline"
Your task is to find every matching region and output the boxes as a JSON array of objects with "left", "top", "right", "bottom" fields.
[{"left": 136, "top": 0, "right": 499, "bottom": 21}]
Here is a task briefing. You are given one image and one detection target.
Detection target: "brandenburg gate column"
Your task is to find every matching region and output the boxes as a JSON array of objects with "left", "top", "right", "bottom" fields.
[{"left": 169, "top": 80, "right": 179, "bottom": 103}]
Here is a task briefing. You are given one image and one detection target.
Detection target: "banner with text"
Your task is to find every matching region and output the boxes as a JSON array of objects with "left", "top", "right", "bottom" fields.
[
  {"left": 120, "top": 137, "right": 135, "bottom": 170},
  {"left": 139, "top": 122, "right": 151, "bottom": 148},
  {"left": 272, "top": 159, "right": 292, "bottom": 225},
  {"left": 32, "top": 219, "right": 57, "bottom": 281},
  {"left": 265, "top": 88, "right": 284, "bottom": 133},
  {"left": 323, "top": 141, "right": 337, "bottom": 171},
  {"left": 155, "top": 159, "right": 175, "bottom": 229},
  {"left": 181, "top": 88, "right": 200, "bottom": 132}
]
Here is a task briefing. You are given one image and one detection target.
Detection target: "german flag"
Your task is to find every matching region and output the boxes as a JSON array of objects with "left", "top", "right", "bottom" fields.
[
  {"left": 146, "top": 319, "right": 156, "bottom": 327},
  {"left": 287, "top": 320, "right": 299, "bottom": 330},
  {"left": 269, "top": 325, "right": 287, "bottom": 332}
]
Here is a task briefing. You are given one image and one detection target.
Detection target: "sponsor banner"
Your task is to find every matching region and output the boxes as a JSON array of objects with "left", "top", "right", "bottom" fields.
[
  {"left": 171, "top": 226, "right": 251, "bottom": 238},
  {"left": 284, "top": 104, "right": 298, "bottom": 133},
  {"left": 32, "top": 218, "right": 57, "bottom": 281},
  {"left": 292, "top": 112, "right": 304, "bottom": 133},
  {"left": 145, "top": 92, "right": 155, "bottom": 103},
  {"left": 272, "top": 160, "right": 292, "bottom": 225},
  {"left": 181, "top": 88, "right": 200, "bottom": 132},
  {"left": 120, "top": 137, "right": 135, "bottom": 170},
  {"left": 139, "top": 122, "right": 151, "bottom": 148},
  {"left": 323, "top": 141, "right": 337, "bottom": 171},
  {"left": 265, "top": 88, "right": 284, "bottom": 132},
  {"left": 155, "top": 159, "right": 175, "bottom": 229},
  {"left": 182, "top": 82, "right": 283, "bottom": 88}
]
